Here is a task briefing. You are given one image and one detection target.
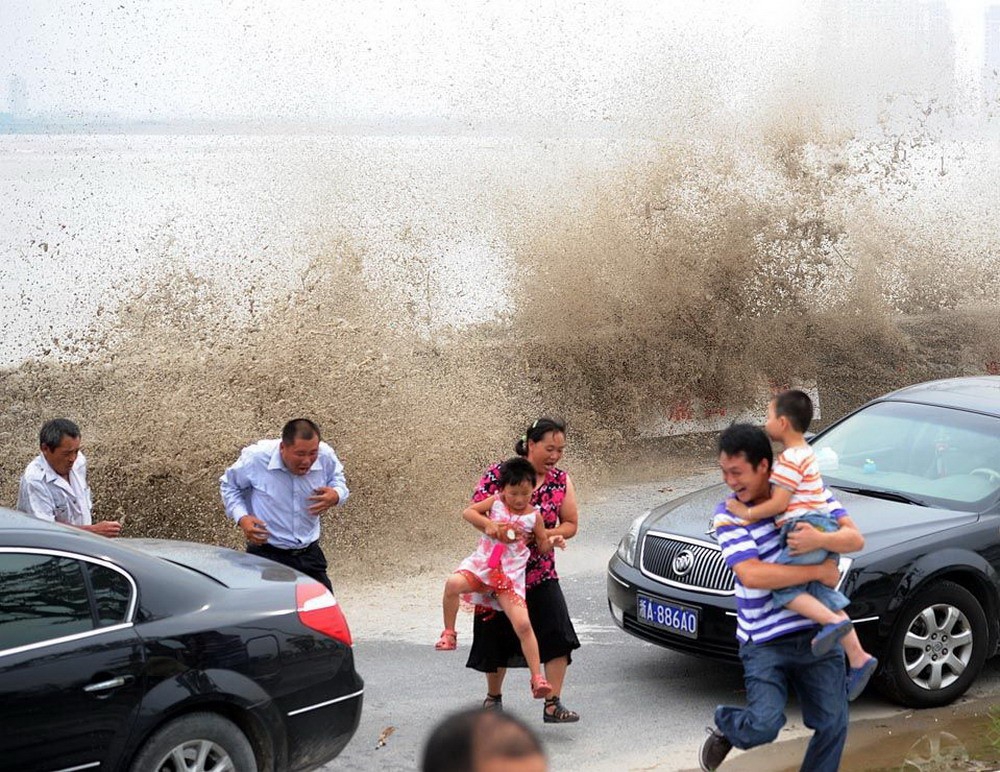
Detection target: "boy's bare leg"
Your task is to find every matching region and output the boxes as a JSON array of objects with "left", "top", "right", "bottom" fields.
[
  {"left": 786, "top": 595, "right": 875, "bottom": 667},
  {"left": 840, "top": 628, "right": 874, "bottom": 668},
  {"left": 786, "top": 592, "right": 844, "bottom": 625}
]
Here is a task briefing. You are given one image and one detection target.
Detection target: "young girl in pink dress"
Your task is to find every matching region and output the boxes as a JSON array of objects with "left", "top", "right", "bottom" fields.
[{"left": 435, "top": 457, "right": 565, "bottom": 700}]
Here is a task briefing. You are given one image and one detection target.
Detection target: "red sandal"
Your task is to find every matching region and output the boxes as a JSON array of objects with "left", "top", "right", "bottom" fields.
[
  {"left": 530, "top": 674, "right": 553, "bottom": 699},
  {"left": 434, "top": 629, "right": 457, "bottom": 651}
]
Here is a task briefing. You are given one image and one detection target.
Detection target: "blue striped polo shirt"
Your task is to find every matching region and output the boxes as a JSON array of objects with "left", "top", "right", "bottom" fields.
[{"left": 713, "top": 493, "right": 848, "bottom": 644}]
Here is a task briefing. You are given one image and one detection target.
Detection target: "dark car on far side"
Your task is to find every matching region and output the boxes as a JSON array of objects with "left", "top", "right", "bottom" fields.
[
  {"left": 0, "top": 510, "right": 363, "bottom": 771},
  {"left": 608, "top": 376, "right": 1000, "bottom": 708}
]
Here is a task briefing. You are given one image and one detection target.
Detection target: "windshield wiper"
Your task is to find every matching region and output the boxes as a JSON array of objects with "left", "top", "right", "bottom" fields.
[{"left": 836, "top": 486, "right": 930, "bottom": 507}]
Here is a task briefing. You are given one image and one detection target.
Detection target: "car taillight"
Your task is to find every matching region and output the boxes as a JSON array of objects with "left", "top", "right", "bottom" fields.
[{"left": 296, "top": 582, "right": 353, "bottom": 646}]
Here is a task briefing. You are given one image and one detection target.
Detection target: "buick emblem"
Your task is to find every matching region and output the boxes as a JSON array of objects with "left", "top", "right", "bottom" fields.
[{"left": 672, "top": 549, "right": 695, "bottom": 576}]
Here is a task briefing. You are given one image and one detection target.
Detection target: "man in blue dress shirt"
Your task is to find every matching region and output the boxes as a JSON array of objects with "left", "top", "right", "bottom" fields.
[{"left": 220, "top": 418, "right": 349, "bottom": 591}]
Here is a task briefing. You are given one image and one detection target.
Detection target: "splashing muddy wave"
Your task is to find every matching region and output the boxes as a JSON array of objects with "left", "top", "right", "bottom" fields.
[{"left": 1, "top": 119, "right": 998, "bottom": 575}]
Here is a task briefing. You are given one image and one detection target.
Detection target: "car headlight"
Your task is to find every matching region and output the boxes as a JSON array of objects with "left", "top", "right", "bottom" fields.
[{"left": 616, "top": 510, "right": 650, "bottom": 566}]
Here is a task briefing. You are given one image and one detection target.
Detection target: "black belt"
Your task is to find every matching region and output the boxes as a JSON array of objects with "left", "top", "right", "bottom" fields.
[{"left": 259, "top": 541, "right": 316, "bottom": 556}]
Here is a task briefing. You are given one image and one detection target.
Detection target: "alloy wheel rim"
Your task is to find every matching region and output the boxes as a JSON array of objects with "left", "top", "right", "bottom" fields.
[
  {"left": 155, "top": 740, "right": 235, "bottom": 772},
  {"left": 902, "top": 602, "right": 973, "bottom": 691}
]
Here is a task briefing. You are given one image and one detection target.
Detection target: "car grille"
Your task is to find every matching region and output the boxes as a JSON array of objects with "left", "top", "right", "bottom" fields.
[{"left": 640, "top": 532, "right": 735, "bottom": 594}]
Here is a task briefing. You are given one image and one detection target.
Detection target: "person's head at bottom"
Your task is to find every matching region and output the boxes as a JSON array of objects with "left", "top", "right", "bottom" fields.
[{"left": 422, "top": 708, "right": 548, "bottom": 772}]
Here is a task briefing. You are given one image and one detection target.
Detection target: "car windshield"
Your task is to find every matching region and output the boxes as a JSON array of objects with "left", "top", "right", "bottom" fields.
[{"left": 811, "top": 400, "right": 1000, "bottom": 513}]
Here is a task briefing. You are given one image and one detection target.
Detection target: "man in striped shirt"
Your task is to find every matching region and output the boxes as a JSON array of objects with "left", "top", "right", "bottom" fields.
[
  {"left": 723, "top": 390, "right": 878, "bottom": 699},
  {"left": 699, "top": 423, "right": 864, "bottom": 772}
]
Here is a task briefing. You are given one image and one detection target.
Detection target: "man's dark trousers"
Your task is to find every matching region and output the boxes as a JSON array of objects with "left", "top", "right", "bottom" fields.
[
  {"left": 715, "top": 627, "right": 848, "bottom": 772},
  {"left": 248, "top": 541, "right": 332, "bottom": 591}
]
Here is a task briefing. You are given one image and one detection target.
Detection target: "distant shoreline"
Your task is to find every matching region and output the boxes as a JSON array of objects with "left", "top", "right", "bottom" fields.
[
  {"left": 3, "top": 115, "right": 995, "bottom": 140},
  {"left": 0, "top": 116, "right": 626, "bottom": 138}
]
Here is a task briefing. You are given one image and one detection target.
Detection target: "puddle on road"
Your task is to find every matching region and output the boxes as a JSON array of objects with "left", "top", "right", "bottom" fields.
[{"left": 713, "top": 698, "right": 1000, "bottom": 772}]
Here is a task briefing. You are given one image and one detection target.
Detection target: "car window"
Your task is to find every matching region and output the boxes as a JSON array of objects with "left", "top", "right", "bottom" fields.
[
  {"left": 813, "top": 401, "right": 1000, "bottom": 512},
  {"left": 87, "top": 563, "right": 132, "bottom": 625},
  {"left": 0, "top": 553, "right": 93, "bottom": 651},
  {"left": 86, "top": 563, "right": 132, "bottom": 627}
]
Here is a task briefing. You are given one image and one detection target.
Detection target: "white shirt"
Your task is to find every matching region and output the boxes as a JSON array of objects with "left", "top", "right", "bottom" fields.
[
  {"left": 219, "top": 439, "right": 349, "bottom": 550},
  {"left": 18, "top": 452, "right": 94, "bottom": 526}
]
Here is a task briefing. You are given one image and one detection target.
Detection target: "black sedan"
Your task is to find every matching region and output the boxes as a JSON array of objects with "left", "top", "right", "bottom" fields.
[
  {"left": 0, "top": 510, "right": 363, "bottom": 771},
  {"left": 608, "top": 376, "right": 1000, "bottom": 708}
]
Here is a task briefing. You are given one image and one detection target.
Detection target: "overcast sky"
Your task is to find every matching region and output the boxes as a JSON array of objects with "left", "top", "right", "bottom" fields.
[{"left": 1, "top": 1, "right": 993, "bottom": 124}]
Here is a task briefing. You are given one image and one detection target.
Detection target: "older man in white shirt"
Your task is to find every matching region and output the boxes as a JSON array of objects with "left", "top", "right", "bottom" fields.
[
  {"left": 17, "top": 418, "right": 122, "bottom": 538},
  {"left": 220, "top": 417, "right": 349, "bottom": 591}
]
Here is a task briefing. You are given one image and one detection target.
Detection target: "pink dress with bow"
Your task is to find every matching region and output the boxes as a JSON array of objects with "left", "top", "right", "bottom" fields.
[{"left": 455, "top": 498, "right": 537, "bottom": 610}]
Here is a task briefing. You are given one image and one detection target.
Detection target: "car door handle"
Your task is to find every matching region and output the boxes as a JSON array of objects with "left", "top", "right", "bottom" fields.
[{"left": 83, "top": 675, "right": 134, "bottom": 694}]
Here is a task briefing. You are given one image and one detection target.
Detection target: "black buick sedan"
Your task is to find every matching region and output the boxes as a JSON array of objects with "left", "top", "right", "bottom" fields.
[
  {"left": 0, "top": 510, "right": 363, "bottom": 771},
  {"left": 607, "top": 376, "right": 1000, "bottom": 708}
]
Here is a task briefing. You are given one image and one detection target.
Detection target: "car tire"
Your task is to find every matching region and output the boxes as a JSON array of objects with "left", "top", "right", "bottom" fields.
[
  {"left": 129, "top": 712, "right": 258, "bottom": 772},
  {"left": 876, "top": 581, "right": 989, "bottom": 709}
]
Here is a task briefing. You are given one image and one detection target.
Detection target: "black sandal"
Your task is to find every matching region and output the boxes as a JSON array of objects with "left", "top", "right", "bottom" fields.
[
  {"left": 483, "top": 693, "right": 503, "bottom": 711},
  {"left": 543, "top": 696, "right": 579, "bottom": 723}
]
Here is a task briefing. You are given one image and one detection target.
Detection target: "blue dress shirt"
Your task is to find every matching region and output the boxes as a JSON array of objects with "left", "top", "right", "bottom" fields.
[{"left": 220, "top": 439, "right": 349, "bottom": 549}]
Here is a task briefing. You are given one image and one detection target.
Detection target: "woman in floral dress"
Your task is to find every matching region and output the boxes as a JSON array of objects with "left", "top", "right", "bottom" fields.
[{"left": 465, "top": 417, "right": 581, "bottom": 723}]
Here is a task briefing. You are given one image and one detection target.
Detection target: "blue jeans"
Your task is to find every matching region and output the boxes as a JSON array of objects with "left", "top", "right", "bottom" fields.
[
  {"left": 715, "top": 629, "right": 848, "bottom": 772},
  {"left": 771, "top": 513, "right": 849, "bottom": 611}
]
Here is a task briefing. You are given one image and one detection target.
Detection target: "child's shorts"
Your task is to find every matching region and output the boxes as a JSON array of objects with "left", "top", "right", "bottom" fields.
[{"left": 772, "top": 512, "right": 849, "bottom": 611}]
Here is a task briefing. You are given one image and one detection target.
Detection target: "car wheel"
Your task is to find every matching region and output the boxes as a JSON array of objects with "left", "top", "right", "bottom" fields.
[
  {"left": 129, "top": 712, "right": 258, "bottom": 772},
  {"left": 876, "top": 581, "right": 988, "bottom": 709}
]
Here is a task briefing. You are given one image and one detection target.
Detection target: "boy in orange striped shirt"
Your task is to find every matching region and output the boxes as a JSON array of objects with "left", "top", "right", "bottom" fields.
[{"left": 724, "top": 390, "right": 877, "bottom": 701}]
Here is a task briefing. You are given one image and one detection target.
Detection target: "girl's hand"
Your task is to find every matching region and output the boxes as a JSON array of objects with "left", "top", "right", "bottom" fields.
[
  {"left": 725, "top": 498, "right": 748, "bottom": 518},
  {"left": 489, "top": 523, "right": 519, "bottom": 543}
]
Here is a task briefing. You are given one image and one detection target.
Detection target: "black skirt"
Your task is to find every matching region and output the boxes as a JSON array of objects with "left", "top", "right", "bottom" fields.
[{"left": 465, "top": 578, "right": 580, "bottom": 672}]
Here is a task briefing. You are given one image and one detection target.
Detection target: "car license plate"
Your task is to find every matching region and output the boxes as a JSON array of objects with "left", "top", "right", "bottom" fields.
[{"left": 636, "top": 594, "right": 699, "bottom": 638}]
